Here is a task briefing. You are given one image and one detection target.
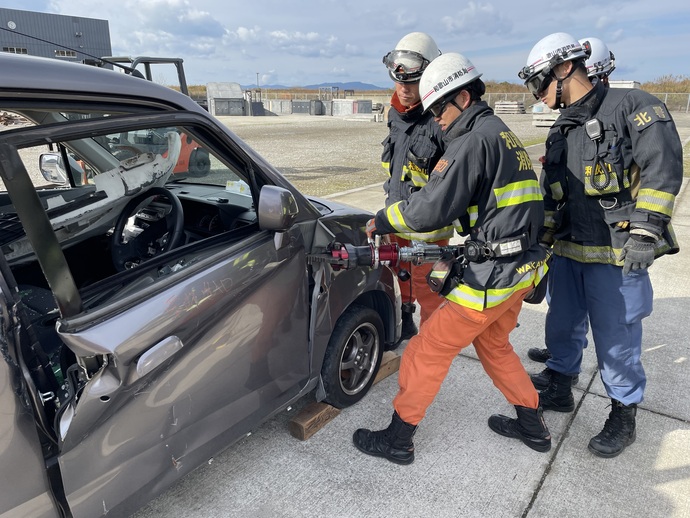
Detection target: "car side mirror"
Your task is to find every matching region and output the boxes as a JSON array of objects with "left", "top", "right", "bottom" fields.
[
  {"left": 39, "top": 153, "right": 69, "bottom": 185},
  {"left": 40, "top": 153, "right": 86, "bottom": 186},
  {"left": 258, "top": 185, "right": 298, "bottom": 232}
]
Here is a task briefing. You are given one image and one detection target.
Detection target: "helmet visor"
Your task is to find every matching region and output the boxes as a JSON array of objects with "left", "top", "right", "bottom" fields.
[
  {"left": 383, "top": 50, "right": 429, "bottom": 83},
  {"left": 521, "top": 67, "right": 554, "bottom": 99}
]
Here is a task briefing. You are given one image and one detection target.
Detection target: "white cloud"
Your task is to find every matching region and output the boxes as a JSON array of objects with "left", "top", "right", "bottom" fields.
[
  {"left": 441, "top": 2, "right": 513, "bottom": 36},
  {"left": 595, "top": 16, "right": 610, "bottom": 30},
  {"left": 233, "top": 26, "right": 261, "bottom": 42},
  {"left": 394, "top": 10, "right": 416, "bottom": 29}
]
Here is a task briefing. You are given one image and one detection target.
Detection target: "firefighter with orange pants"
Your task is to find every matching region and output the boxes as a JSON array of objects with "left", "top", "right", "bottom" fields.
[
  {"left": 380, "top": 32, "right": 452, "bottom": 344},
  {"left": 353, "top": 52, "right": 551, "bottom": 465}
]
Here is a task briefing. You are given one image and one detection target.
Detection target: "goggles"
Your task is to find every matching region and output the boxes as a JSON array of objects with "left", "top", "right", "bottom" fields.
[
  {"left": 429, "top": 96, "right": 461, "bottom": 118},
  {"left": 519, "top": 65, "right": 555, "bottom": 99},
  {"left": 383, "top": 50, "right": 429, "bottom": 83}
]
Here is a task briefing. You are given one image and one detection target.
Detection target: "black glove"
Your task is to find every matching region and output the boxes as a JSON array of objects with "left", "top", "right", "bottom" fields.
[{"left": 619, "top": 234, "right": 656, "bottom": 275}]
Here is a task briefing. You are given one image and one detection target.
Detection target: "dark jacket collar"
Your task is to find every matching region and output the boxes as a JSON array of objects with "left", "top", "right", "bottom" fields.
[
  {"left": 554, "top": 80, "right": 607, "bottom": 130},
  {"left": 443, "top": 101, "right": 492, "bottom": 142}
]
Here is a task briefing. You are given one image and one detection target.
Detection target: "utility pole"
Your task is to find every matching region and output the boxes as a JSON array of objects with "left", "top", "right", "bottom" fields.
[{"left": 256, "top": 72, "right": 259, "bottom": 89}]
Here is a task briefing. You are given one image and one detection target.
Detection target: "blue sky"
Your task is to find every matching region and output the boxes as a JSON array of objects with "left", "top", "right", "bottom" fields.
[{"left": 2, "top": 0, "right": 689, "bottom": 87}]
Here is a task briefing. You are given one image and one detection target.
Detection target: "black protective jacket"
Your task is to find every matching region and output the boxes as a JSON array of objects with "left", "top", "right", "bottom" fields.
[
  {"left": 375, "top": 101, "right": 547, "bottom": 310},
  {"left": 382, "top": 94, "right": 451, "bottom": 241},
  {"left": 541, "top": 81, "right": 682, "bottom": 264}
]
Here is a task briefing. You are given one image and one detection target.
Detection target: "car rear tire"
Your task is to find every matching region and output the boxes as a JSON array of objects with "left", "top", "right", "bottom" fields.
[{"left": 321, "top": 304, "right": 384, "bottom": 409}]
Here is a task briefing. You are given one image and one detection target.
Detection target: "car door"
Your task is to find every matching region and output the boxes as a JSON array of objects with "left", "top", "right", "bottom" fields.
[
  {"left": 0, "top": 277, "right": 63, "bottom": 518},
  {"left": 0, "top": 112, "right": 312, "bottom": 517}
]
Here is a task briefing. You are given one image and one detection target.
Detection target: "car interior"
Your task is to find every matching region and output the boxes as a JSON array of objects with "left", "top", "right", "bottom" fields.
[{"left": 0, "top": 109, "right": 274, "bottom": 423}]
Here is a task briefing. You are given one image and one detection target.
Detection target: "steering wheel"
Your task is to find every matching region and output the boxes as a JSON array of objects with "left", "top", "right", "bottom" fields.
[{"left": 110, "top": 187, "right": 185, "bottom": 271}]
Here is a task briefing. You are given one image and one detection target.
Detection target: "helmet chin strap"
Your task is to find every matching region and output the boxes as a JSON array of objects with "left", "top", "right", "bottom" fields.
[
  {"left": 555, "top": 78, "right": 564, "bottom": 109},
  {"left": 554, "top": 65, "right": 578, "bottom": 109}
]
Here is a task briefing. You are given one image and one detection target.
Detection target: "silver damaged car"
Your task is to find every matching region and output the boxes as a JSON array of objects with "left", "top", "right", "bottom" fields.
[{"left": 0, "top": 53, "right": 401, "bottom": 518}]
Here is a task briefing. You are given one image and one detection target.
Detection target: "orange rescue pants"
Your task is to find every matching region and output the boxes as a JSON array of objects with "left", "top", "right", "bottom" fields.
[
  {"left": 390, "top": 234, "right": 449, "bottom": 325},
  {"left": 393, "top": 286, "right": 539, "bottom": 425}
]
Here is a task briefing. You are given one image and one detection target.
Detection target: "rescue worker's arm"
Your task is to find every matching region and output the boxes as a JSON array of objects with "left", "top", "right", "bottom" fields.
[
  {"left": 372, "top": 140, "right": 477, "bottom": 236},
  {"left": 618, "top": 97, "right": 683, "bottom": 275},
  {"left": 626, "top": 99, "right": 683, "bottom": 240},
  {"left": 539, "top": 130, "right": 568, "bottom": 246}
]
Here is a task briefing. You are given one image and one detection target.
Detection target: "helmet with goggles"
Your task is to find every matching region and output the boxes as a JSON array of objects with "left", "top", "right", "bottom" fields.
[
  {"left": 519, "top": 32, "right": 590, "bottom": 98},
  {"left": 579, "top": 37, "right": 615, "bottom": 78},
  {"left": 383, "top": 32, "right": 441, "bottom": 83},
  {"left": 420, "top": 52, "right": 482, "bottom": 115}
]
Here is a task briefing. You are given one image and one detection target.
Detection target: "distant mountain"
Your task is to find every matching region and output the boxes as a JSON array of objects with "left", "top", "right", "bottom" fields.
[{"left": 242, "top": 81, "right": 388, "bottom": 91}]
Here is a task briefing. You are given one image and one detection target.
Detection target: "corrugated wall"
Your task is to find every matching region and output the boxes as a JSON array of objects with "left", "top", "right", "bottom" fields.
[{"left": 0, "top": 8, "right": 111, "bottom": 62}]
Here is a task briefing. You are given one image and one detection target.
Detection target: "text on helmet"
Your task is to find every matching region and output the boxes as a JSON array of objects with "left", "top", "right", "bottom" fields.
[
  {"left": 432, "top": 66, "right": 475, "bottom": 93},
  {"left": 546, "top": 43, "right": 579, "bottom": 60}
]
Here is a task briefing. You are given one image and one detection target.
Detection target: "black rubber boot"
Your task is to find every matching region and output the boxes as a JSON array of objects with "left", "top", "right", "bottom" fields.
[
  {"left": 539, "top": 371, "right": 575, "bottom": 412},
  {"left": 400, "top": 311, "right": 418, "bottom": 341},
  {"left": 527, "top": 347, "right": 552, "bottom": 363},
  {"left": 531, "top": 367, "right": 580, "bottom": 391},
  {"left": 488, "top": 406, "right": 551, "bottom": 453},
  {"left": 588, "top": 399, "right": 637, "bottom": 458},
  {"left": 353, "top": 411, "right": 417, "bottom": 465}
]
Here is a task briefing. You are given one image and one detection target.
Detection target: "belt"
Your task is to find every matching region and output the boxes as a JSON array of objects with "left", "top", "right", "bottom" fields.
[{"left": 463, "top": 233, "right": 531, "bottom": 263}]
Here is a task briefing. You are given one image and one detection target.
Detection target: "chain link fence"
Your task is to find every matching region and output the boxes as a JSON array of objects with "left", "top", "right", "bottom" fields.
[
  {"left": 259, "top": 91, "right": 690, "bottom": 113},
  {"left": 649, "top": 93, "right": 690, "bottom": 113}
]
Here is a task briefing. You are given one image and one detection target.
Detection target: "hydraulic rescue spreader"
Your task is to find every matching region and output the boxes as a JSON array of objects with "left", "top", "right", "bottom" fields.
[{"left": 307, "top": 237, "right": 466, "bottom": 271}]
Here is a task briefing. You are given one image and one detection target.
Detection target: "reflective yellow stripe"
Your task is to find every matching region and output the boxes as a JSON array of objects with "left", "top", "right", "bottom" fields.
[
  {"left": 549, "top": 181, "right": 564, "bottom": 201},
  {"left": 395, "top": 227, "right": 454, "bottom": 241},
  {"left": 494, "top": 179, "right": 542, "bottom": 208},
  {"left": 409, "top": 170, "right": 428, "bottom": 188},
  {"left": 429, "top": 270, "right": 447, "bottom": 279},
  {"left": 444, "top": 262, "right": 548, "bottom": 310},
  {"left": 386, "top": 202, "right": 413, "bottom": 233},
  {"left": 637, "top": 188, "right": 675, "bottom": 217},
  {"left": 453, "top": 206, "right": 478, "bottom": 234},
  {"left": 445, "top": 284, "right": 485, "bottom": 311},
  {"left": 402, "top": 164, "right": 428, "bottom": 188},
  {"left": 382, "top": 161, "right": 390, "bottom": 175},
  {"left": 555, "top": 237, "right": 673, "bottom": 265},
  {"left": 385, "top": 201, "right": 454, "bottom": 240},
  {"left": 553, "top": 241, "right": 621, "bottom": 264},
  {"left": 468, "top": 205, "right": 478, "bottom": 226},
  {"left": 485, "top": 274, "right": 533, "bottom": 308}
]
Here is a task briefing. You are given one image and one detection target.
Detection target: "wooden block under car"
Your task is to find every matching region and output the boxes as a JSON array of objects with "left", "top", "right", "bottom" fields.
[
  {"left": 288, "top": 402, "right": 341, "bottom": 441},
  {"left": 288, "top": 351, "right": 401, "bottom": 441},
  {"left": 373, "top": 350, "right": 401, "bottom": 385}
]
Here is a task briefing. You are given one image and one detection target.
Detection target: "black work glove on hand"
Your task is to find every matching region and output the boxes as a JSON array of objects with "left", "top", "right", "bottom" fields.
[{"left": 620, "top": 234, "right": 656, "bottom": 275}]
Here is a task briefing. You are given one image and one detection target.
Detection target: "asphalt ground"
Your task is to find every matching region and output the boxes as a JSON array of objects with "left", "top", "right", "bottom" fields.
[{"left": 133, "top": 112, "right": 690, "bottom": 518}]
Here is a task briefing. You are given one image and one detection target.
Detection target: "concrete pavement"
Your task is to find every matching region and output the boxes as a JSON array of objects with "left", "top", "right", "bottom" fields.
[{"left": 133, "top": 123, "right": 690, "bottom": 518}]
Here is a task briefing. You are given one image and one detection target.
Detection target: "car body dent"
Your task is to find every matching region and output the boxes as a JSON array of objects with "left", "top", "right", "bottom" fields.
[{"left": 54, "top": 228, "right": 310, "bottom": 516}]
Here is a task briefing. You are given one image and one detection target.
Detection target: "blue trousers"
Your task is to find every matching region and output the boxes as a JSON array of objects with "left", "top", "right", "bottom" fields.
[{"left": 545, "top": 255, "right": 652, "bottom": 405}]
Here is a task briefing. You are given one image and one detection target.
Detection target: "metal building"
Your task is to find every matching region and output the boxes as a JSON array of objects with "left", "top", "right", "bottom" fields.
[
  {"left": 206, "top": 82, "right": 246, "bottom": 116},
  {"left": 0, "top": 8, "right": 111, "bottom": 64}
]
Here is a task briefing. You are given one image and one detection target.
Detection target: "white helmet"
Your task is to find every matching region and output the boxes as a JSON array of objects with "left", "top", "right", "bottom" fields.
[
  {"left": 519, "top": 32, "right": 590, "bottom": 98},
  {"left": 579, "top": 37, "right": 615, "bottom": 78},
  {"left": 419, "top": 52, "right": 482, "bottom": 113},
  {"left": 383, "top": 32, "right": 440, "bottom": 83}
]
